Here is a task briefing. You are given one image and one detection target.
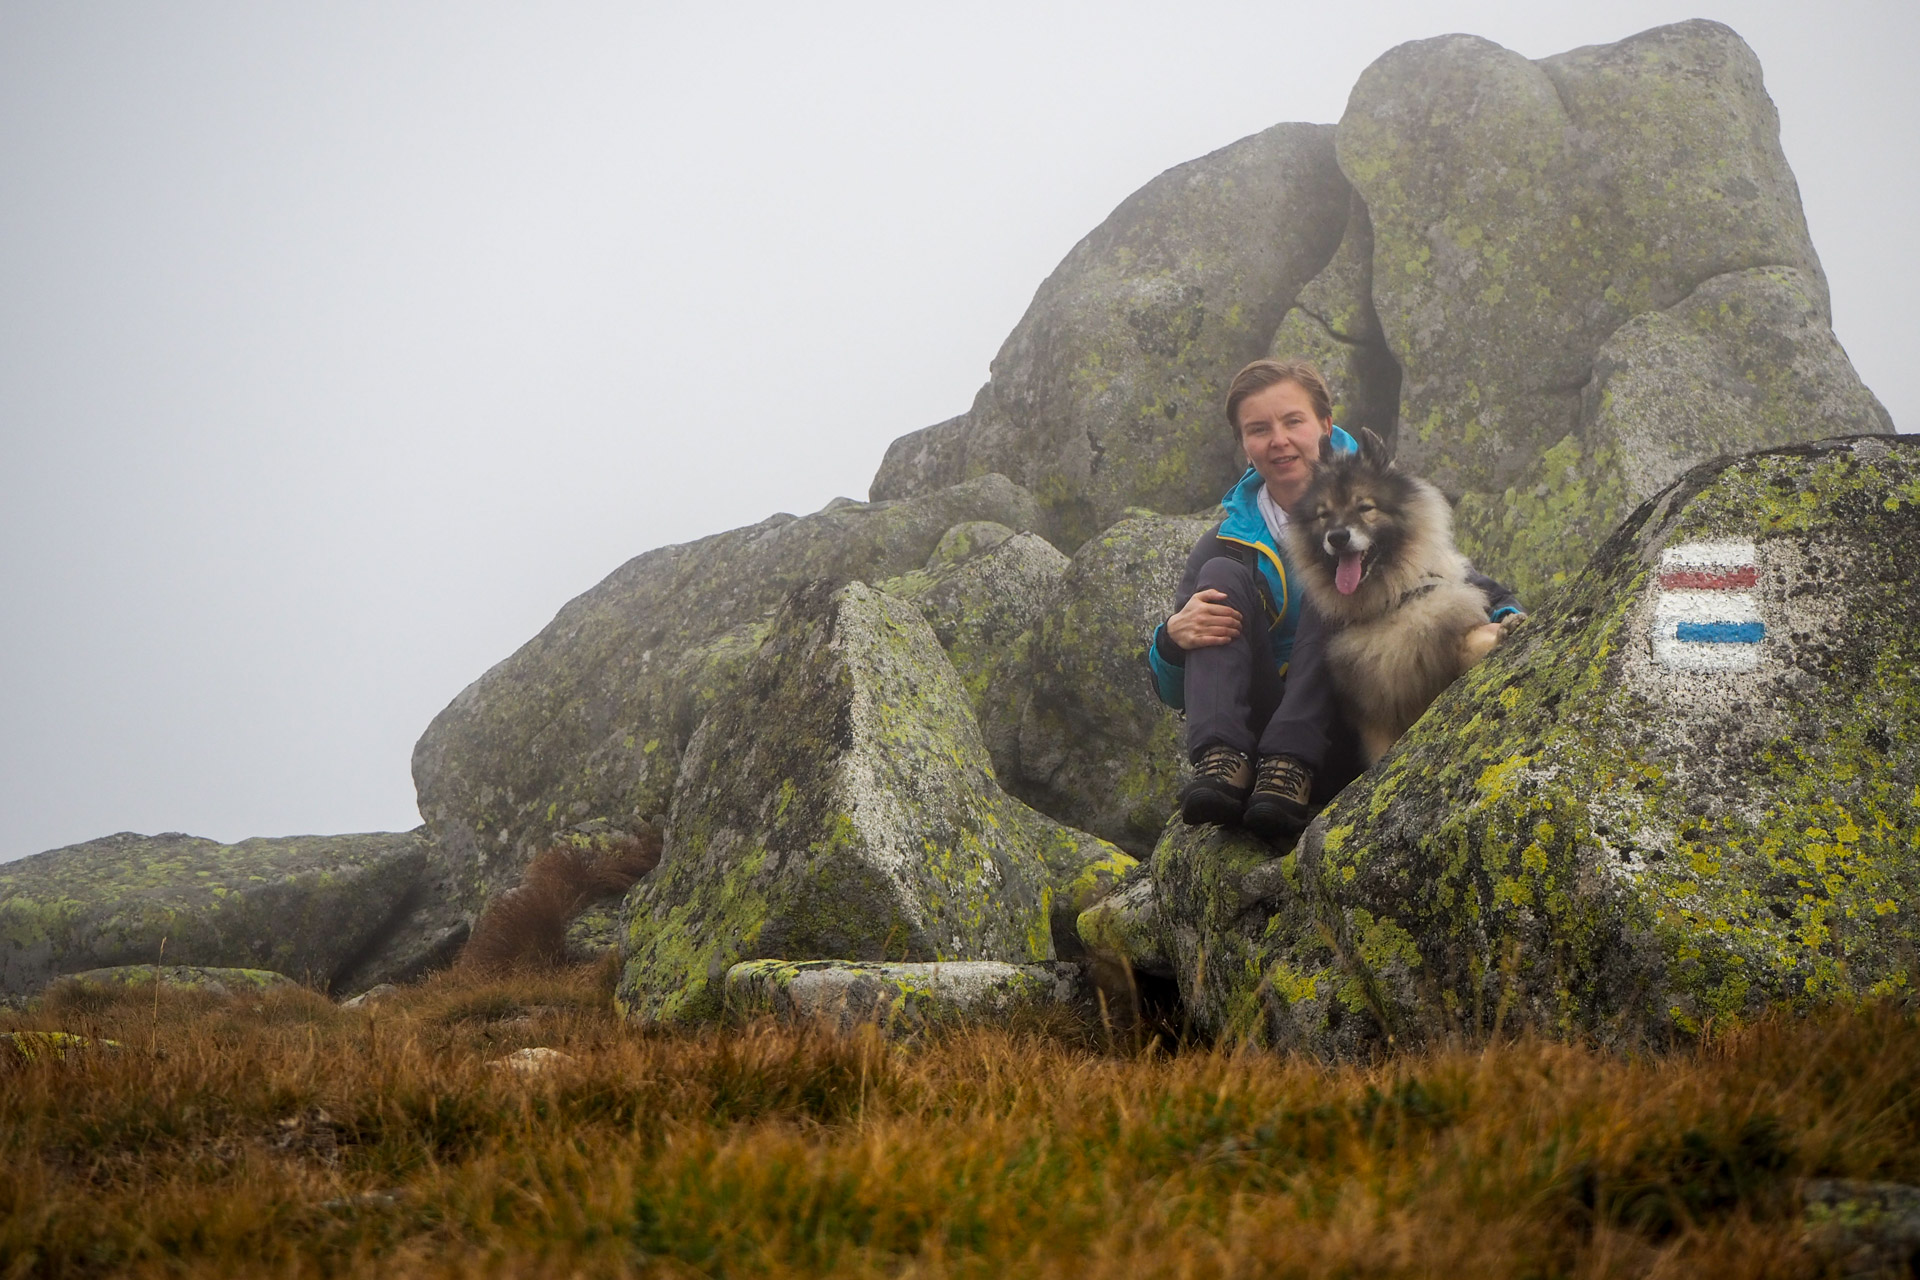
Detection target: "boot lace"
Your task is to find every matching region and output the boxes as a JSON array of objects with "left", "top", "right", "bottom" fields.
[
  {"left": 1254, "top": 754, "right": 1311, "bottom": 799},
  {"left": 1193, "top": 744, "right": 1249, "bottom": 781}
]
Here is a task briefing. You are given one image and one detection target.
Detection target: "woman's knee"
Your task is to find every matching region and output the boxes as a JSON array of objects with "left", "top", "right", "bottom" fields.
[{"left": 1194, "top": 555, "right": 1259, "bottom": 600}]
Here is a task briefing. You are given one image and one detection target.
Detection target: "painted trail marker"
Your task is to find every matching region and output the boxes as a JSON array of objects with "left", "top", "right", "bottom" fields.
[{"left": 1652, "top": 539, "right": 1764, "bottom": 672}]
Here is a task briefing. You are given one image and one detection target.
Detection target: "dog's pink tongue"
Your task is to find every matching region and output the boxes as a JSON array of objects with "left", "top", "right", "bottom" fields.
[{"left": 1335, "top": 551, "right": 1364, "bottom": 595}]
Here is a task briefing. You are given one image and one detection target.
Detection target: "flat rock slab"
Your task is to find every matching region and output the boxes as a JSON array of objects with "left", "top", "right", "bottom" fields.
[
  {"left": 726, "top": 959, "right": 1085, "bottom": 1034},
  {"left": 0, "top": 830, "right": 426, "bottom": 999},
  {"left": 53, "top": 965, "right": 297, "bottom": 996}
]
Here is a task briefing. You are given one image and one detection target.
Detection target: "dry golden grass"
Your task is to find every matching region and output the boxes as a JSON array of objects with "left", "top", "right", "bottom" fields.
[{"left": 3, "top": 964, "right": 1915, "bottom": 1278}]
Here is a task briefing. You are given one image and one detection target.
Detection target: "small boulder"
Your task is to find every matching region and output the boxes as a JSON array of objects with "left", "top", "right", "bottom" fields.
[
  {"left": 616, "top": 581, "right": 1133, "bottom": 1023},
  {"left": 1074, "top": 873, "right": 1173, "bottom": 980},
  {"left": 1803, "top": 1180, "right": 1920, "bottom": 1276},
  {"left": 490, "top": 1046, "right": 575, "bottom": 1075},
  {"left": 725, "top": 959, "right": 1085, "bottom": 1035}
]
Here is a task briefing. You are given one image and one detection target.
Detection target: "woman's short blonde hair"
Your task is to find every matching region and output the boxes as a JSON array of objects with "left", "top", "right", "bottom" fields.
[{"left": 1224, "top": 358, "right": 1333, "bottom": 433}]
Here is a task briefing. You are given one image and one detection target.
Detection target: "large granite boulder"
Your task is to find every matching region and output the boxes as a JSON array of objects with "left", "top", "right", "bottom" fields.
[
  {"left": 1151, "top": 435, "right": 1920, "bottom": 1055},
  {"left": 1016, "top": 514, "right": 1212, "bottom": 854},
  {"left": 1264, "top": 193, "right": 1401, "bottom": 443},
  {"left": 412, "top": 474, "right": 1044, "bottom": 915},
  {"left": 616, "top": 581, "right": 1134, "bottom": 1024},
  {"left": 870, "top": 123, "right": 1351, "bottom": 546},
  {"left": 1339, "top": 20, "right": 1890, "bottom": 598},
  {"left": 0, "top": 831, "right": 426, "bottom": 998}
]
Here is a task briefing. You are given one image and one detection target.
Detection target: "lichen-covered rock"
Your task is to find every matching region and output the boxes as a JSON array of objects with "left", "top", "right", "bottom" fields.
[
  {"left": 0, "top": 830, "right": 426, "bottom": 999},
  {"left": 725, "top": 958, "right": 1086, "bottom": 1035},
  {"left": 1265, "top": 193, "right": 1400, "bottom": 443},
  {"left": 870, "top": 123, "right": 1351, "bottom": 546},
  {"left": 1017, "top": 515, "right": 1213, "bottom": 853},
  {"left": 1456, "top": 266, "right": 1894, "bottom": 599},
  {"left": 1162, "top": 435, "right": 1920, "bottom": 1055},
  {"left": 562, "top": 899, "right": 624, "bottom": 964},
  {"left": 412, "top": 474, "right": 1044, "bottom": 915},
  {"left": 52, "top": 965, "right": 297, "bottom": 996},
  {"left": 0, "top": 1031, "right": 123, "bottom": 1063},
  {"left": 1074, "top": 873, "right": 1173, "bottom": 979},
  {"left": 1340, "top": 21, "right": 1887, "bottom": 599},
  {"left": 616, "top": 581, "right": 1134, "bottom": 1023},
  {"left": 1802, "top": 1180, "right": 1920, "bottom": 1275},
  {"left": 880, "top": 528, "right": 1069, "bottom": 782}
]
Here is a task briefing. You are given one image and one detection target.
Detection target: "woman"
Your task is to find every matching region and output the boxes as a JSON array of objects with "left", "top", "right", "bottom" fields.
[{"left": 1146, "top": 359, "right": 1521, "bottom": 839}]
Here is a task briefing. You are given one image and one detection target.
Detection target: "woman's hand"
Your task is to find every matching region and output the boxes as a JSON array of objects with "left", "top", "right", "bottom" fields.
[{"left": 1167, "top": 588, "right": 1242, "bottom": 650}]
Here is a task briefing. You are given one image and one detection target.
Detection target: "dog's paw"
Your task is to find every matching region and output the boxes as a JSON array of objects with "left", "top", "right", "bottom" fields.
[{"left": 1459, "top": 621, "right": 1505, "bottom": 668}]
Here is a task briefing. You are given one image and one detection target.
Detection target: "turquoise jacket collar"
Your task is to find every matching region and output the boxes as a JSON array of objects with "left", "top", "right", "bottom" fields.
[{"left": 1218, "top": 424, "right": 1358, "bottom": 542}]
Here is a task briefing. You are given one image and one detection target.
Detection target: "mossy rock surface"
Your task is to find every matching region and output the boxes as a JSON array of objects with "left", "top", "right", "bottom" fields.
[
  {"left": 1017, "top": 514, "right": 1213, "bottom": 854},
  {"left": 0, "top": 1031, "right": 122, "bottom": 1063},
  {"left": 1163, "top": 435, "right": 1920, "bottom": 1055},
  {"left": 54, "top": 965, "right": 297, "bottom": 995},
  {"left": 724, "top": 958, "right": 1085, "bottom": 1036},
  {"left": 0, "top": 830, "right": 426, "bottom": 999},
  {"left": 870, "top": 123, "right": 1351, "bottom": 546},
  {"left": 1074, "top": 872, "right": 1172, "bottom": 979},
  {"left": 616, "top": 581, "right": 1134, "bottom": 1024},
  {"left": 879, "top": 528, "right": 1069, "bottom": 786},
  {"left": 1339, "top": 21, "right": 1885, "bottom": 599},
  {"left": 1455, "top": 266, "right": 1893, "bottom": 601},
  {"left": 412, "top": 474, "right": 1043, "bottom": 915}
]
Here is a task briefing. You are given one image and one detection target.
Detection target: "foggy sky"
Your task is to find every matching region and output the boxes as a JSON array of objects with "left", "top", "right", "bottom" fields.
[{"left": 3, "top": 2, "right": 1914, "bottom": 862}]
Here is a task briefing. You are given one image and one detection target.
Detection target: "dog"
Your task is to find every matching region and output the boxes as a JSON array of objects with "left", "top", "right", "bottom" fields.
[{"left": 1283, "top": 428, "right": 1506, "bottom": 764}]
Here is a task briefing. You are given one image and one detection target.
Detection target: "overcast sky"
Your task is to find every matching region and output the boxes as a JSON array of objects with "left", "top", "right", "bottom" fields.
[{"left": 2, "top": 2, "right": 1913, "bottom": 862}]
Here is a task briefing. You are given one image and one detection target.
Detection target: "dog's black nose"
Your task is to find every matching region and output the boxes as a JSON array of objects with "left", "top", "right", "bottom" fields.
[{"left": 1327, "top": 527, "right": 1351, "bottom": 550}]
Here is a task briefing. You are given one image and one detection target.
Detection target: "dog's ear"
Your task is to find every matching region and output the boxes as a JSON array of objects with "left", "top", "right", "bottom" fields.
[
  {"left": 1357, "top": 427, "right": 1394, "bottom": 470},
  {"left": 1317, "top": 432, "right": 1341, "bottom": 464}
]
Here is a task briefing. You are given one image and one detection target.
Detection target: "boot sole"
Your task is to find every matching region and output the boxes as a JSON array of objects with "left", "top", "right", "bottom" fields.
[
  {"left": 1242, "top": 798, "right": 1310, "bottom": 842},
  {"left": 1180, "top": 787, "right": 1249, "bottom": 828}
]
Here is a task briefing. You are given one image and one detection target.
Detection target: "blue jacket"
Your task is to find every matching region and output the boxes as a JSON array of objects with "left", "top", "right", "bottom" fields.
[{"left": 1146, "top": 427, "right": 1522, "bottom": 711}]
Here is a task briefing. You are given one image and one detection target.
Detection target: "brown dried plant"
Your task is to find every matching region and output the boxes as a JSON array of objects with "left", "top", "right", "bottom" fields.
[{"left": 457, "top": 828, "right": 661, "bottom": 975}]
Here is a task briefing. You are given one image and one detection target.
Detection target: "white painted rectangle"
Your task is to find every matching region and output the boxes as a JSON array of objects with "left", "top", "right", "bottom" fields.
[{"left": 1659, "top": 539, "right": 1757, "bottom": 569}]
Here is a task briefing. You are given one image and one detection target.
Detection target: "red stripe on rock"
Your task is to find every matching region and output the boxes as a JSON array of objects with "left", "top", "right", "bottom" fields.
[{"left": 1658, "top": 567, "right": 1757, "bottom": 590}]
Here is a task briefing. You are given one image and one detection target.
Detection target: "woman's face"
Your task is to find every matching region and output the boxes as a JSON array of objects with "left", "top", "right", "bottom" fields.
[{"left": 1235, "top": 379, "right": 1332, "bottom": 512}]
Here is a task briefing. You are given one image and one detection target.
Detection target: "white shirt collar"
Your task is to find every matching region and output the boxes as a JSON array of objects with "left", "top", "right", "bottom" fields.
[{"left": 1255, "top": 483, "right": 1289, "bottom": 544}]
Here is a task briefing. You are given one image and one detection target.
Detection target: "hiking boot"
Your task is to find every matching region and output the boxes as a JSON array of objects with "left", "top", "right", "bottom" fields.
[
  {"left": 1242, "top": 754, "right": 1313, "bottom": 841},
  {"left": 1179, "top": 745, "right": 1252, "bottom": 827}
]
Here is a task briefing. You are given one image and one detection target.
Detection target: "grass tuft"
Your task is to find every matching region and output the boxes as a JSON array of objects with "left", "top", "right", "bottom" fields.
[
  {"left": 3, "top": 969, "right": 1916, "bottom": 1277},
  {"left": 457, "top": 831, "right": 661, "bottom": 975}
]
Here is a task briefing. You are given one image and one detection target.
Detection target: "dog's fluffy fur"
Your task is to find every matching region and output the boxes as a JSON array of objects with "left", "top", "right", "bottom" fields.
[{"left": 1284, "top": 429, "right": 1503, "bottom": 764}]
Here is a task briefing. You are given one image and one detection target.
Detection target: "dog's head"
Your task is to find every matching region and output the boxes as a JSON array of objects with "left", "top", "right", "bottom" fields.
[{"left": 1289, "top": 428, "right": 1423, "bottom": 601}]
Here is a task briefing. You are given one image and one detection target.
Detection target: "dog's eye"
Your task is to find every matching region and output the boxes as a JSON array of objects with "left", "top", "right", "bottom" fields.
[{"left": 1355, "top": 502, "right": 1377, "bottom": 514}]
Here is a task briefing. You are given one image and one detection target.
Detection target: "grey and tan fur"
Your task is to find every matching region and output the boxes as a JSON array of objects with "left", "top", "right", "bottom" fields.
[{"left": 1284, "top": 429, "right": 1503, "bottom": 764}]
